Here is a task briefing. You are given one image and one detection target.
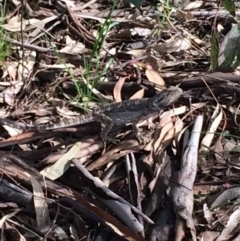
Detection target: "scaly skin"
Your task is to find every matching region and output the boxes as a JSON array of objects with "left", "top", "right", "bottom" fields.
[{"left": 0, "top": 86, "right": 182, "bottom": 145}]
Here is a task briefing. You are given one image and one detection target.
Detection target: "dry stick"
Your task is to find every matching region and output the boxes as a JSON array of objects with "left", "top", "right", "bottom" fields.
[
  {"left": 6, "top": 37, "right": 51, "bottom": 53},
  {"left": 234, "top": 103, "right": 240, "bottom": 127},
  {"left": 28, "top": 20, "right": 61, "bottom": 44},
  {"left": 5, "top": 37, "right": 85, "bottom": 65},
  {"left": 73, "top": 0, "right": 98, "bottom": 11},
  {"left": 65, "top": 3, "right": 95, "bottom": 43},
  {"left": 201, "top": 77, "right": 227, "bottom": 132}
]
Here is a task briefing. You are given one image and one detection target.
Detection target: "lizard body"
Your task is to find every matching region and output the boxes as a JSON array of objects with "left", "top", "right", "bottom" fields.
[{"left": 0, "top": 86, "right": 182, "bottom": 144}]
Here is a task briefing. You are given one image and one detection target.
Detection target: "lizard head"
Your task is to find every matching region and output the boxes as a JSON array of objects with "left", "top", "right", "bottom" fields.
[{"left": 148, "top": 86, "right": 182, "bottom": 110}]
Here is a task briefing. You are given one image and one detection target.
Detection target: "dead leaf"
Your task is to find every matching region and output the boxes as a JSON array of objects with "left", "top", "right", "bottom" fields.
[
  {"left": 153, "top": 116, "right": 183, "bottom": 154},
  {"left": 153, "top": 37, "right": 191, "bottom": 54},
  {"left": 126, "top": 49, "right": 146, "bottom": 57},
  {"left": 113, "top": 77, "right": 128, "bottom": 102},
  {"left": 193, "top": 185, "right": 212, "bottom": 195},
  {"left": 201, "top": 231, "right": 220, "bottom": 241},
  {"left": 87, "top": 140, "right": 144, "bottom": 171},
  {"left": 145, "top": 68, "right": 165, "bottom": 86},
  {"left": 200, "top": 106, "right": 223, "bottom": 151},
  {"left": 7, "top": 63, "right": 17, "bottom": 80},
  {"left": 130, "top": 89, "right": 145, "bottom": 99},
  {"left": 214, "top": 137, "right": 226, "bottom": 164},
  {"left": 41, "top": 142, "right": 82, "bottom": 180},
  {"left": 216, "top": 209, "right": 240, "bottom": 241},
  {"left": 29, "top": 15, "right": 58, "bottom": 37},
  {"left": 183, "top": 1, "right": 203, "bottom": 10},
  {"left": 130, "top": 27, "right": 151, "bottom": 37},
  {"left": 177, "top": 11, "right": 194, "bottom": 20},
  {"left": 4, "top": 17, "right": 39, "bottom": 32},
  {"left": 154, "top": 115, "right": 174, "bottom": 150},
  {"left": 211, "top": 188, "right": 240, "bottom": 210},
  {"left": 18, "top": 50, "right": 36, "bottom": 83},
  {"left": 60, "top": 38, "right": 87, "bottom": 54},
  {"left": 3, "top": 88, "right": 15, "bottom": 106},
  {"left": 25, "top": 172, "right": 50, "bottom": 227},
  {"left": 203, "top": 203, "right": 214, "bottom": 224},
  {"left": 0, "top": 209, "right": 22, "bottom": 229}
]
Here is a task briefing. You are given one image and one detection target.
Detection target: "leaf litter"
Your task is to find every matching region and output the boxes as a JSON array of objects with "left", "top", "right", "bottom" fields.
[{"left": 1, "top": 0, "right": 240, "bottom": 240}]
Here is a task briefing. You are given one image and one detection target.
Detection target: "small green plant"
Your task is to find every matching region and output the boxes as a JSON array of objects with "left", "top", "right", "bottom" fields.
[
  {"left": 55, "top": 0, "right": 118, "bottom": 109},
  {"left": 155, "top": 0, "right": 175, "bottom": 35},
  {"left": 82, "top": 1, "right": 118, "bottom": 105},
  {"left": 0, "top": 0, "right": 11, "bottom": 65}
]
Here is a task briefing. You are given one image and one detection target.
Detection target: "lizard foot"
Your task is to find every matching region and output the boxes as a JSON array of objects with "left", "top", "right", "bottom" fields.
[
  {"left": 148, "top": 121, "right": 156, "bottom": 130},
  {"left": 132, "top": 124, "right": 149, "bottom": 145},
  {"left": 105, "top": 136, "right": 119, "bottom": 144},
  {"left": 101, "top": 136, "right": 119, "bottom": 147},
  {"left": 100, "top": 135, "right": 119, "bottom": 154},
  {"left": 101, "top": 137, "right": 119, "bottom": 154},
  {"left": 136, "top": 133, "right": 149, "bottom": 145}
]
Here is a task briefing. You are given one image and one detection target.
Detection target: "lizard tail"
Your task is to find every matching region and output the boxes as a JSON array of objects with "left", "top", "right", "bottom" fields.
[{"left": 0, "top": 113, "right": 95, "bottom": 131}]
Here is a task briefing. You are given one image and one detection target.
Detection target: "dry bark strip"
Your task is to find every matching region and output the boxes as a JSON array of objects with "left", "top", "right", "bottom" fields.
[{"left": 170, "top": 115, "right": 203, "bottom": 241}]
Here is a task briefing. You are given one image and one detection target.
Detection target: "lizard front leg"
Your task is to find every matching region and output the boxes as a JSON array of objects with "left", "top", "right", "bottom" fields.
[
  {"left": 132, "top": 111, "right": 163, "bottom": 144},
  {"left": 94, "top": 113, "right": 116, "bottom": 148},
  {"left": 132, "top": 123, "right": 148, "bottom": 144}
]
